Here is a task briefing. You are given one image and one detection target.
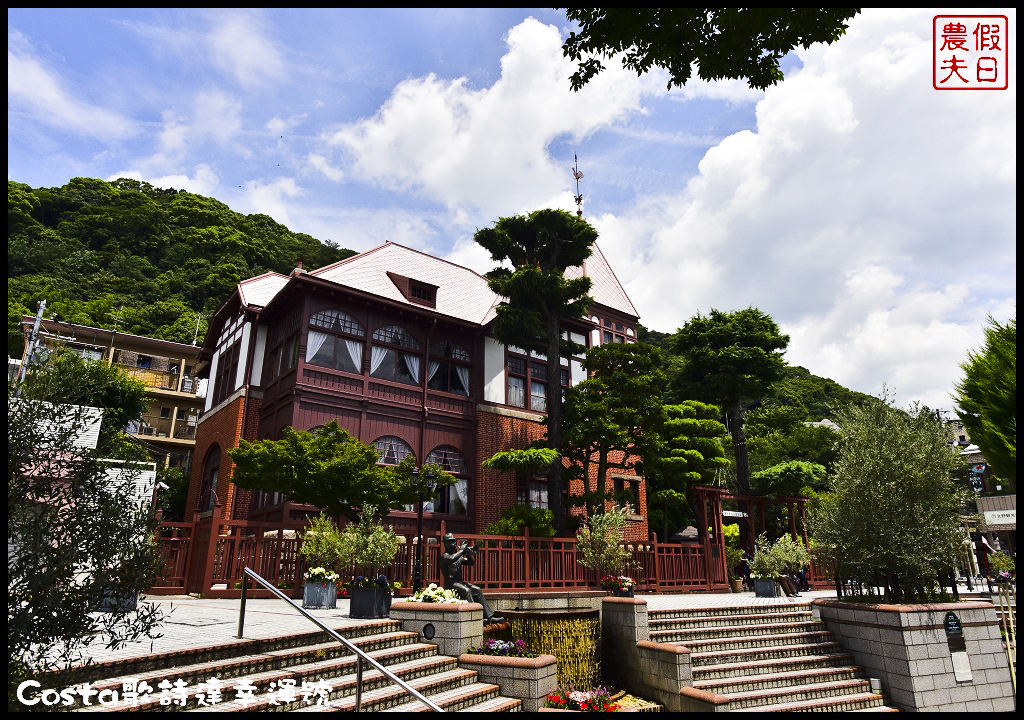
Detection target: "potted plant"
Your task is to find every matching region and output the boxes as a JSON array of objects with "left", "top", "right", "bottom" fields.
[
  {"left": 577, "top": 504, "right": 634, "bottom": 591},
  {"left": 601, "top": 575, "right": 636, "bottom": 597},
  {"left": 748, "top": 533, "right": 784, "bottom": 597},
  {"left": 340, "top": 505, "right": 401, "bottom": 619},
  {"left": 723, "top": 523, "right": 745, "bottom": 593},
  {"left": 300, "top": 513, "right": 344, "bottom": 609}
]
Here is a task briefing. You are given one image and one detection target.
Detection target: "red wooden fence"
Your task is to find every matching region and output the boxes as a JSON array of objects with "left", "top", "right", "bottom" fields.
[{"left": 152, "top": 499, "right": 832, "bottom": 598}]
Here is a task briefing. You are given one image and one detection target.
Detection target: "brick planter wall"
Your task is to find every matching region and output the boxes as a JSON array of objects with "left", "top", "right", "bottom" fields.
[
  {"left": 458, "top": 653, "right": 557, "bottom": 711},
  {"left": 812, "top": 599, "right": 1015, "bottom": 712},
  {"left": 390, "top": 601, "right": 483, "bottom": 658}
]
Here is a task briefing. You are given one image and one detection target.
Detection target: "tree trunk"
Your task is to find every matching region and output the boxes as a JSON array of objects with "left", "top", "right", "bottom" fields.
[
  {"left": 729, "top": 405, "right": 751, "bottom": 494},
  {"left": 546, "top": 318, "right": 566, "bottom": 536}
]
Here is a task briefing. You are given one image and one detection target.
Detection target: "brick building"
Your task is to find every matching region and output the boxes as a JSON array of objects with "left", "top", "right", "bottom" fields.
[{"left": 185, "top": 241, "right": 649, "bottom": 540}]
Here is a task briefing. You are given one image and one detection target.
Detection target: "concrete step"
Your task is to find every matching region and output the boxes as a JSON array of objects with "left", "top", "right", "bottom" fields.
[
  {"left": 651, "top": 619, "right": 825, "bottom": 643},
  {"left": 692, "top": 652, "right": 857, "bottom": 681},
  {"left": 53, "top": 619, "right": 403, "bottom": 686},
  {"left": 690, "top": 640, "right": 845, "bottom": 667},
  {"left": 684, "top": 630, "right": 836, "bottom": 654},
  {"left": 694, "top": 665, "right": 866, "bottom": 695},
  {"left": 79, "top": 631, "right": 426, "bottom": 705},
  {"left": 743, "top": 690, "right": 896, "bottom": 712},
  {"left": 294, "top": 669, "right": 491, "bottom": 712},
  {"left": 649, "top": 605, "right": 812, "bottom": 623},
  {"left": 722, "top": 677, "right": 874, "bottom": 710},
  {"left": 650, "top": 609, "right": 814, "bottom": 631}
]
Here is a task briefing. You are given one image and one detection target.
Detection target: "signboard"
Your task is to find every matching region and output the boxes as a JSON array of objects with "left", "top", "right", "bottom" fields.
[
  {"left": 722, "top": 510, "right": 748, "bottom": 518},
  {"left": 983, "top": 510, "right": 1016, "bottom": 526},
  {"left": 944, "top": 611, "right": 963, "bottom": 636}
]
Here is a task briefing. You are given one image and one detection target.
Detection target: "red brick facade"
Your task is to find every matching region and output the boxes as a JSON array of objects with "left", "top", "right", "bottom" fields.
[
  {"left": 184, "top": 391, "right": 262, "bottom": 519},
  {"left": 474, "top": 405, "right": 648, "bottom": 540}
]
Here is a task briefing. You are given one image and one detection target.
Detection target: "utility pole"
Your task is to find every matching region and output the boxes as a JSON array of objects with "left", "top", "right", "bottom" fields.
[{"left": 16, "top": 298, "right": 47, "bottom": 391}]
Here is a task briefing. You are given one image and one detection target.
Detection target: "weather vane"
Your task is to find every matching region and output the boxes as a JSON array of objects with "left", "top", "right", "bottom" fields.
[{"left": 572, "top": 154, "right": 584, "bottom": 217}]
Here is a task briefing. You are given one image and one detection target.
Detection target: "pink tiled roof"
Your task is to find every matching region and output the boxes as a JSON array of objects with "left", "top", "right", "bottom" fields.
[
  {"left": 235, "top": 242, "right": 638, "bottom": 325},
  {"left": 311, "top": 243, "right": 498, "bottom": 324},
  {"left": 566, "top": 244, "right": 639, "bottom": 318},
  {"left": 238, "top": 272, "right": 290, "bottom": 308}
]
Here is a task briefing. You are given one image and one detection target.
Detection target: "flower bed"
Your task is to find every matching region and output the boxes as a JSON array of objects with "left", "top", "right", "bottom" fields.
[
  {"left": 546, "top": 686, "right": 620, "bottom": 712},
  {"left": 466, "top": 638, "right": 537, "bottom": 658},
  {"left": 406, "top": 583, "right": 468, "bottom": 604}
]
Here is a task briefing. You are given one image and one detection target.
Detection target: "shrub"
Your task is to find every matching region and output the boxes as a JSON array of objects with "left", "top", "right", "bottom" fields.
[
  {"left": 339, "top": 505, "right": 400, "bottom": 578},
  {"left": 482, "top": 504, "right": 555, "bottom": 537},
  {"left": 300, "top": 514, "right": 344, "bottom": 572},
  {"left": 576, "top": 504, "right": 632, "bottom": 579}
]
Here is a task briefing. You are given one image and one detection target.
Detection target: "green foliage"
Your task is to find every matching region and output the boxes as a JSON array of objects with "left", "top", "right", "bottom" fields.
[
  {"left": 338, "top": 505, "right": 401, "bottom": 575},
  {"left": 646, "top": 400, "right": 729, "bottom": 540},
  {"left": 987, "top": 551, "right": 1014, "bottom": 576},
  {"left": 482, "top": 505, "right": 555, "bottom": 538},
  {"left": 669, "top": 307, "right": 790, "bottom": 494},
  {"left": 723, "top": 523, "right": 744, "bottom": 579},
  {"left": 20, "top": 346, "right": 148, "bottom": 449},
  {"left": 561, "top": 8, "right": 860, "bottom": 91},
  {"left": 954, "top": 316, "right": 1016, "bottom": 481},
  {"left": 227, "top": 420, "right": 445, "bottom": 522},
  {"left": 8, "top": 178, "right": 355, "bottom": 357},
  {"left": 8, "top": 369, "right": 163, "bottom": 707},
  {"left": 482, "top": 447, "right": 559, "bottom": 475},
  {"left": 155, "top": 466, "right": 189, "bottom": 522},
  {"left": 562, "top": 343, "right": 666, "bottom": 516},
  {"left": 474, "top": 208, "right": 599, "bottom": 536},
  {"left": 300, "top": 514, "right": 346, "bottom": 572},
  {"left": 576, "top": 503, "right": 633, "bottom": 578},
  {"left": 751, "top": 460, "right": 828, "bottom": 498},
  {"left": 746, "top": 533, "right": 808, "bottom": 580},
  {"left": 810, "top": 396, "right": 969, "bottom": 603}
]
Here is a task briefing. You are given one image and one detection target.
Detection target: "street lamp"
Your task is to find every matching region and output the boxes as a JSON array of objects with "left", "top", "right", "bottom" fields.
[{"left": 412, "top": 467, "right": 436, "bottom": 595}]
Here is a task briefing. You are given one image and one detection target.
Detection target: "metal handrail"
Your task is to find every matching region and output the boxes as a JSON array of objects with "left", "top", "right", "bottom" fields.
[
  {"left": 237, "top": 566, "right": 443, "bottom": 712},
  {"left": 996, "top": 582, "right": 1015, "bottom": 694}
]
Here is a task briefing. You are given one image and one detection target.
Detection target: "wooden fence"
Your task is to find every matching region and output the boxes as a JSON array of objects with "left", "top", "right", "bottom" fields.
[{"left": 152, "top": 502, "right": 832, "bottom": 599}]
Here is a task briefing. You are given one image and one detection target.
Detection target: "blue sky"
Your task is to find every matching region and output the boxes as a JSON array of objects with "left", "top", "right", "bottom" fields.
[{"left": 8, "top": 8, "right": 1016, "bottom": 412}]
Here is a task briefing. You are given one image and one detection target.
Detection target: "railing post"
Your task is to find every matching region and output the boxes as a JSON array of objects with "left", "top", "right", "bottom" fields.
[
  {"left": 237, "top": 571, "right": 249, "bottom": 638},
  {"left": 523, "top": 526, "right": 531, "bottom": 591}
]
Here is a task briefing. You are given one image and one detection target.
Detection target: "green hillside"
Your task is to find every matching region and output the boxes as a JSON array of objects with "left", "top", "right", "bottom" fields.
[{"left": 8, "top": 178, "right": 355, "bottom": 357}]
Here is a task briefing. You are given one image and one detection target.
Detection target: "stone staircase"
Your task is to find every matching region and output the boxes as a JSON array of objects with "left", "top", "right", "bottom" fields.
[
  {"left": 44, "top": 619, "right": 521, "bottom": 712},
  {"left": 650, "top": 605, "right": 900, "bottom": 712}
]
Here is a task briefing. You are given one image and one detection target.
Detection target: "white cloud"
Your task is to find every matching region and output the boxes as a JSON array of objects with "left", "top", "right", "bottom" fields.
[
  {"left": 306, "top": 154, "right": 344, "bottom": 183},
  {"left": 598, "top": 9, "right": 1015, "bottom": 408},
  {"left": 121, "top": 9, "right": 285, "bottom": 90},
  {"left": 325, "top": 18, "right": 664, "bottom": 220},
  {"left": 7, "top": 29, "right": 136, "bottom": 140}
]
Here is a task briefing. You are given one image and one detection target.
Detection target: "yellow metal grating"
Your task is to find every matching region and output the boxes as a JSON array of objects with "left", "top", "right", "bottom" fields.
[{"left": 611, "top": 690, "right": 663, "bottom": 712}]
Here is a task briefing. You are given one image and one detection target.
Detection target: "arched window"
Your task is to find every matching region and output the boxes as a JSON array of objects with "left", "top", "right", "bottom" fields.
[
  {"left": 199, "top": 445, "right": 221, "bottom": 512},
  {"left": 428, "top": 340, "right": 471, "bottom": 396},
  {"left": 306, "top": 309, "right": 365, "bottom": 374},
  {"left": 426, "top": 445, "right": 470, "bottom": 515},
  {"left": 370, "top": 325, "right": 421, "bottom": 386},
  {"left": 373, "top": 435, "right": 415, "bottom": 466}
]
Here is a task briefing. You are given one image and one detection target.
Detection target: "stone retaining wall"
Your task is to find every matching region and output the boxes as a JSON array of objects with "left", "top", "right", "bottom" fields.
[{"left": 812, "top": 599, "right": 1014, "bottom": 712}]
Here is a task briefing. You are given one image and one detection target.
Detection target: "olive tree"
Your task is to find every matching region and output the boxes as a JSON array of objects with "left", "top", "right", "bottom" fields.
[{"left": 810, "top": 395, "right": 968, "bottom": 603}]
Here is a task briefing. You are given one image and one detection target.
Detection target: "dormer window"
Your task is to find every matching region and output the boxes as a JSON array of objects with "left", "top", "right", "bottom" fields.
[{"left": 387, "top": 272, "right": 438, "bottom": 308}]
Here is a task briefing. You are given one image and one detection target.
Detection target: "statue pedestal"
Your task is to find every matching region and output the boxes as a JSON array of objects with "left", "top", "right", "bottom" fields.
[{"left": 390, "top": 601, "right": 483, "bottom": 657}]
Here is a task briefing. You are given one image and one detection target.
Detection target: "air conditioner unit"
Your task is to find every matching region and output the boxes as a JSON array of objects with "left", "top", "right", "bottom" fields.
[{"left": 141, "top": 427, "right": 155, "bottom": 436}]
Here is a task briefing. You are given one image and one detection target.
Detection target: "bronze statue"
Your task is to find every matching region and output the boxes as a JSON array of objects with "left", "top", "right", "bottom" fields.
[{"left": 440, "top": 533, "right": 504, "bottom": 625}]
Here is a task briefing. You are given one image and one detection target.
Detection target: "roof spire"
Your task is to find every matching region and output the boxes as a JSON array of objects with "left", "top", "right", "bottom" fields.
[{"left": 572, "top": 154, "right": 584, "bottom": 218}]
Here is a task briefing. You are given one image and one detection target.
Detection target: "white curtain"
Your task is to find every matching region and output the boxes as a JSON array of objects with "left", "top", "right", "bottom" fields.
[
  {"left": 305, "top": 330, "right": 330, "bottom": 363},
  {"left": 451, "top": 478, "right": 469, "bottom": 514},
  {"left": 371, "top": 345, "right": 389, "bottom": 374},
  {"left": 345, "top": 339, "right": 363, "bottom": 371},
  {"left": 455, "top": 365, "right": 469, "bottom": 395},
  {"left": 428, "top": 360, "right": 441, "bottom": 382},
  {"left": 508, "top": 376, "right": 525, "bottom": 407},
  {"left": 403, "top": 353, "right": 420, "bottom": 381}
]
